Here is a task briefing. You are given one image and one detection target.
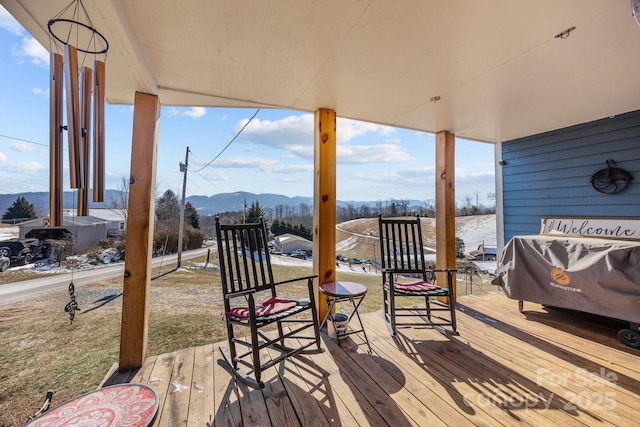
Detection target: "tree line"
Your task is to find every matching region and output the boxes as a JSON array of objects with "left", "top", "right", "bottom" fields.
[{"left": 2, "top": 189, "right": 494, "bottom": 251}]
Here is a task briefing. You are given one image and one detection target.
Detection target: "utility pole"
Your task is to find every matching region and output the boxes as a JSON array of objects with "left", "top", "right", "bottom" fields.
[
  {"left": 243, "top": 198, "right": 247, "bottom": 223},
  {"left": 177, "top": 146, "right": 190, "bottom": 268}
]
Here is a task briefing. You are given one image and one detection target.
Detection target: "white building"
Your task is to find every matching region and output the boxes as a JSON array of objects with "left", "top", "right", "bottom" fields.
[
  {"left": 63, "top": 208, "right": 126, "bottom": 236},
  {"left": 273, "top": 234, "right": 313, "bottom": 255}
]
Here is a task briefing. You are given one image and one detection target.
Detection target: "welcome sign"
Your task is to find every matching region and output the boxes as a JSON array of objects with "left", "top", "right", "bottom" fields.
[{"left": 540, "top": 217, "right": 640, "bottom": 241}]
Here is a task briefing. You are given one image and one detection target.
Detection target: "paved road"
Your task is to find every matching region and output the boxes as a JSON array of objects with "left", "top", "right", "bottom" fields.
[{"left": 0, "top": 247, "right": 214, "bottom": 307}]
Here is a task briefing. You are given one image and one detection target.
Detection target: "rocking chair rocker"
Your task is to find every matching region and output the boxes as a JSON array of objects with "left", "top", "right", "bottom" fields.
[
  {"left": 215, "top": 217, "right": 322, "bottom": 388},
  {"left": 378, "top": 214, "right": 457, "bottom": 336}
]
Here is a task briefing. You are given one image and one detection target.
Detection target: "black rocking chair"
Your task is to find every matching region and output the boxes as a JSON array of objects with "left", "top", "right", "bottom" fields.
[
  {"left": 378, "top": 214, "right": 457, "bottom": 336},
  {"left": 215, "top": 217, "right": 322, "bottom": 388}
]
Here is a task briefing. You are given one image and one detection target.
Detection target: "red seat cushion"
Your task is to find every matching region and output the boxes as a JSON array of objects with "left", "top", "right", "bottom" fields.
[
  {"left": 385, "top": 280, "right": 440, "bottom": 292},
  {"left": 228, "top": 297, "right": 299, "bottom": 318}
]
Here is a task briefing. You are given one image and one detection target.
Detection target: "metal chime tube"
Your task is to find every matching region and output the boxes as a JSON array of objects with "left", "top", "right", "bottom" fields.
[
  {"left": 93, "top": 60, "right": 105, "bottom": 202},
  {"left": 64, "top": 44, "right": 84, "bottom": 189},
  {"left": 49, "top": 52, "right": 64, "bottom": 227},
  {"left": 78, "top": 65, "right": 93, "bottom": 216}
]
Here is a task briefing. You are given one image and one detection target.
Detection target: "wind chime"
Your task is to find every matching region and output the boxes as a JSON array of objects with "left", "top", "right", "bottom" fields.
[
  {"left": 48, "top": 0, "right": 109, "bottom": 227},
  {"left": 48, "top": 0, "right": 109, "bottom": 323}
]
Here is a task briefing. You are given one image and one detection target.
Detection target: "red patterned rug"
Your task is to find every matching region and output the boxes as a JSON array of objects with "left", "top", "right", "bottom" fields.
[{"left": 27, "top": 383, "right": 158, "bottom": 426}]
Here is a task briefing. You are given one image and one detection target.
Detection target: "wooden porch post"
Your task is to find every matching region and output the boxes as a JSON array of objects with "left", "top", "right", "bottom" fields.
[
  {"left": 435, "top": 131, "right": 457, "bottom": 297},
  {"left": 313, "top": 108, "right": 337, "bottom": 321},
  {"left": 119, "top": 92, "right": 160, "bottom": 370}
]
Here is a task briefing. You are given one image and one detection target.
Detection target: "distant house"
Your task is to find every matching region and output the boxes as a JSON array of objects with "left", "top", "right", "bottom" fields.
[
  {"left": 466, "top": 244, "right": 497, "bottom": 261},
  {"left": 18, "top": 214, "right": 110, "bottom": 254},
  {"left": 273, "top": 234, "right": 313, "bottom": 255},
  {"left": 65, "top": 208, "right": 127, "bottom": 236}
]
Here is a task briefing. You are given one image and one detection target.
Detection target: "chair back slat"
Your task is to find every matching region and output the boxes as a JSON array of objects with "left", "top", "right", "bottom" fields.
[
  {"left": 215, "top": 218, "right": 275, "bottom": 298},
  {"left": 378, "top": 214, "right": 428, "bottom": 279}
]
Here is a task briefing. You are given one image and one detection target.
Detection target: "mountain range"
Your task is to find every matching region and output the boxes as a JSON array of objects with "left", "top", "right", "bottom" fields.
[{"left": 0, "top": 191, "right": 425, "bottom": 218}]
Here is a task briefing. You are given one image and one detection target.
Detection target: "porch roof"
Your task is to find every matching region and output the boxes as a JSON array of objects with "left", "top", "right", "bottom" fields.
[{"left": 3, "top": 0, "right": 639, "bottom": 143}]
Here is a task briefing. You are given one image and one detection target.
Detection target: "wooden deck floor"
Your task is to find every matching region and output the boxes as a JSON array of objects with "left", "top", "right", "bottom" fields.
[{"left": 102, "top": 291, "right": 639, "bottom": 426}]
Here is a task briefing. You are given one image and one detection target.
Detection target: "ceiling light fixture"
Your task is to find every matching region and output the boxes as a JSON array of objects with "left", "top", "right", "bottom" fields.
[
  {"left": 554, "top": 26, "right": 576, "bottom": 39},
  {"left": 633, "top": 0, "right": 640, "bottom": 27}
]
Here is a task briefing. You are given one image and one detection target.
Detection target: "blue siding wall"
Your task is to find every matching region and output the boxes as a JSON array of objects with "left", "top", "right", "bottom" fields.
[{"left": 502, "top": 110, "right": 640, "bottom": 242}]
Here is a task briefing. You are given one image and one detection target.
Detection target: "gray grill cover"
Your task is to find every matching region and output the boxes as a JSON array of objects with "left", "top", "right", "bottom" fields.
[{"left": 493, "top": 235, "right": 640, "bottom": 323}]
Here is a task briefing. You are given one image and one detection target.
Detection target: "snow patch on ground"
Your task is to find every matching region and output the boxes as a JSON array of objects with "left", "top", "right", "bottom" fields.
[
  {"left": 457, "top": 214, "right": 497, "bottom": 252},
  {"left": 270, "top": 253, "right": 378, "bottom": 276},
  {"left": 336, "top": 236, "right": 360, "bottom": 252},
  {"left": 270, "top": 255, "right": 312, "bottom": 267},
  {"left": 0, "top": 226, "right": 19, "bottom": 240}
]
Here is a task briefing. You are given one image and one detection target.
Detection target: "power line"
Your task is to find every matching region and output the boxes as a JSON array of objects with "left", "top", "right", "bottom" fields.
[
  {"left": 0, "top": 134, "right": 49, "bottom": 148},
  {"left": 191, "top": 108, "right": 260, "bottom": 173}
]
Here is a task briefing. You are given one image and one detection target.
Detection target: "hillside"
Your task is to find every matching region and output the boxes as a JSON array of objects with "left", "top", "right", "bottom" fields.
[{"left": 335, "top": 214, "right": 496, "bottom": 260}]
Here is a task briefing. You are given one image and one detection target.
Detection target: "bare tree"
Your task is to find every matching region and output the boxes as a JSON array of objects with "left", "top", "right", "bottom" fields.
[
  {"left": 108, "top": 177, "right": 130, "bottom": 221},
  {"left": 375, "top": 200, "right": 384, "bottom": 215},
  {"left": 398, "top": 199, "right": 410, "bottom": 215}
]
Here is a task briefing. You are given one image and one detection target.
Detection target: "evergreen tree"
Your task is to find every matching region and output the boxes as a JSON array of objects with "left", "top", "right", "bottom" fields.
[
  {"left": 241, "top": 201, "right": 267, "bottom": 225},
  {"left": 2, "top": 196, "right": 37, "bottom": 222},
  {"left": 156, "top": 189, "right": 180, "bottom": 220},
  {"left": 184, "top": 202, "right": 200, "bottom": 229},
  {"left": 455, "top": 236, "right": 466, "bottom": 259}
]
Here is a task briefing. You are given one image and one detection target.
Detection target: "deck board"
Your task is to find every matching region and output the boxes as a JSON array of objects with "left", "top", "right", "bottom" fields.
[
  {"left": 212, "top": 346, "right": 242, "bottom": 427},
  {"left": 188, "top": 344, "right": 215, "bottom": 426},
  {"left": 101, "top": 291, "right": 639, "bottom": 426}
]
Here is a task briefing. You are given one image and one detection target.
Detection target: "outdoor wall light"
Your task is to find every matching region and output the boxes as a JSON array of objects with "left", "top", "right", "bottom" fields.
[{"left": 590, "top": 159, "right": 633, "bottom": 194}]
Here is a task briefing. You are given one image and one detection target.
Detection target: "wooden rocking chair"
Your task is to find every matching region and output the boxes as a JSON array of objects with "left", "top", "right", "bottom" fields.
[
  {"left": 378, "top": 214, "right": 457, "bottom": 336},
  {"left": 215, "top": 217, "right": 322, "bottom": 389}
]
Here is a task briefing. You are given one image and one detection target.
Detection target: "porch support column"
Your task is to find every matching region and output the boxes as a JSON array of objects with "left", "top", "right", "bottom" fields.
[
  {"left": 313, "top": 108, "right": 337, "bottom": 322},
  {"left": 435, "top": 131, "right": 457, "bottom": 297},
  {"left": 119, "top": 92, "right": 160, "bottom": 370}
]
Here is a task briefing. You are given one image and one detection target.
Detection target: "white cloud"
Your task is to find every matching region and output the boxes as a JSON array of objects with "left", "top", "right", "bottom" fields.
[
  {"left": 237, "top": 113, "right": 406, "bottom": 163},
  {"left": 32, "top": 86, "right": 49, "bottom": 97},
  {"left": 455, "top": 162, "right": 495, "bottom": 180},
  {"left": 167, "top": 107, "right": 207, "bottom": 118},
  {"left": 198, "top": 169, "right": 229, "bottom": 181},
  {"left": 193, "top": 155, "right": 313, "bottom": 176},
  {"left": 183, "top": 107, "right": 206, "bottom": 118},
  {"left": 11, "top": 141, "right": 36, "bottom": 152},
  {"left": 0, "top": 6, "right": 24, "bottom": 35},
  {"left": 337, "top": 143, "right": 413, "bottom": 164},
  {"left": 11, "top": 36, "right": 49, "bottom": 67},
  {"left": 337, "top": 118, "right": 395, "bottom": 143},
  {"left": 212, "top": 157, "right": 278, "bottom": 170},
  {"left": 0, "top": 152, "right": 7, "bottom": 161},
  {"left": 270, "top": 164, "right": 313, "bottom": 174},
  {"left": 0, "top": 161, "right": 46, "bottom": 173}
]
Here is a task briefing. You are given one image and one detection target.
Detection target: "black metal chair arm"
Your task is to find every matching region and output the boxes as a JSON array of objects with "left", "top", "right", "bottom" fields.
[
  {"left": 272, "top": 274, "right": 318, "bottom": 287},
  {"left": 224, "top": 288, "right": 256, "bottom": 299}
]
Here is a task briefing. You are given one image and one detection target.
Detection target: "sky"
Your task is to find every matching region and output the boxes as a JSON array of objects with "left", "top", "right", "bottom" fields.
[{"left": 0, "top": 6, "right": 496, "bottom": 206}]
